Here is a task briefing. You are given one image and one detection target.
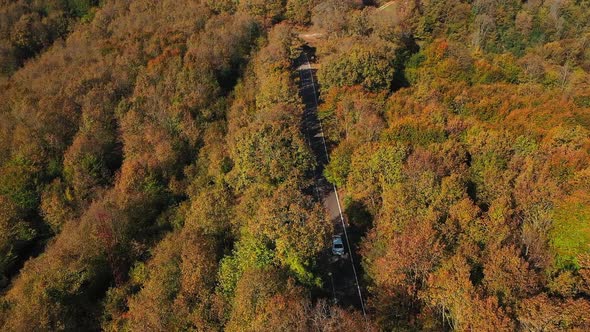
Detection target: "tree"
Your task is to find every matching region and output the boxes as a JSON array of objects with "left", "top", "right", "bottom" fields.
[
  {"left": 225, "top": 267, "right": 286, "bottom": 331},
  {"left": 364, "top": 217, "right": 443, "bottom": 326},
  {"left": 324, "top": 142, "right": 353, "bottom": 187},
  {"left": 238, "top": 0, "right": 285, "bottom": 26},
  {"left": 311, "top": 0, "right": 358, "bottom": 35},
  {"left": 255, "top": 180, "right": 329, "bottom": 285},
  {"left": 318, "top": 38, "right": 397, "bottom": 92},
  {"left": 228, "top": 107, "right": 313, "bottom": 190},
  {"left": 286, "top": 0, "right": 319, "bottom": 25},
  {"left": 549, "top": 200, "right": 590, "bottom": 271},
  {"left": 185, "top": 183, "right": 234, "bottom": 236},
  {"left": 482, "top": 244, "right": 537, "bottom": 305},
  {"left": 517, "top": 294, "right": 590, "bottom": 331},
  {"left": 346, "top": 141, "right": 408, "bottom": 210},
  {"left": 422, "top": 255, "right": 513, "bottom": 331},
  {"left": 40, "top": 179, "right": 76, "bottom": 233},
  {"left": 0, "top": 156, "right": 40, "bottom": 213},
  {"left": 125, "top": 231, "right": 219, "bottom": 331},
  {"left": 0, "top": 195, "right": 35, "bottom": 281}
]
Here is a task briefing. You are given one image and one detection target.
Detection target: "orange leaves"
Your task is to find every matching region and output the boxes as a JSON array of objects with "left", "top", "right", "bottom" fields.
[
  {"left": 146, "top": 48, "right": 181, "bottom": 71},
  {"left": 517, "top": 294, "right": 590, "bottom": 331},
  {"left": 125, "top": 231, "right": 220, "bottom": 330},
  {"left": 431, "top": 39, "right": 449, "bottom": 61},
  {"left": 483, "top": 244, "right": 537, "bottom": 303},
  {"left": 423, "top": 255, "right": 514, "bottom": 331},
  {"left": 448, "top": 197, "right": 480, "bottom": 232},
  {"left": 371, "top": 219, "right": 443, "bottom": 292}
]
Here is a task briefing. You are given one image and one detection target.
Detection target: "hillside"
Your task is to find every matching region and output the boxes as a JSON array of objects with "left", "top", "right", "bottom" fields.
[{"left": 0, "top": 0, "right": 589, "bottom": 330}]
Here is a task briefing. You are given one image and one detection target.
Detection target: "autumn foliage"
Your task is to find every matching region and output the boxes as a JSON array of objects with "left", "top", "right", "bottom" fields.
[{"left": 0, "top": 0, "right": 589, "bottom": 331}]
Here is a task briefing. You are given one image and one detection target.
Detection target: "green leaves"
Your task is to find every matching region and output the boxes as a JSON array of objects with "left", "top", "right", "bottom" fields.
[
  {"left": 229, "top": 115, "right": 313, "bottom": 190},
  {"left": 218, "top": 234, "right": 275, "bottom": 300},
  {"left": 319, "top": 40, "right": 397, "bottom": 92},
  {"left": 550, "top": 202, "right": 590, "bottom": 271},
  {"left": 324, "top": 144, "right": 352, "bottom": 187},
  {"left": 0, "top": 157, "right": 40, "bottom": 214}
]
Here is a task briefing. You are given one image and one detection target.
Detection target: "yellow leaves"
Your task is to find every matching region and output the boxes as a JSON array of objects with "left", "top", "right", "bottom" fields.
[
  {"left": 571, "top": 167, "right": 590, "bottom": 196},
  {"left": 0, "top": 195, "right": 32, "bottom": 272},
  {"left": 40, "top": 180, "right": 75, "bottom": 233},
  {"left": 226, "top": 25, "right": 312, "bottom": 192},
  {"left": 125, "top": 231, "right": 219, "bottom": 331},
  {"left": 237, "top": 0, "right": 285, "bottom": 26},
  {"left": 547, "top": 270, "right": 580, "bottom": 297},
  {"left": 347, "top": 141, "right": 407, "bottom": 207},
  {"left": 255, "top": 180, "right": 328, "bottom": 265},
  {"left": 317, "top": 37, "right": 397, "bottom": 92},
  {"left": 423, "top": 254, "right": 514, "bottom": 331},
  {"left": 185, "top": 184, "right": 234, "bottom": 235},
  {"left": 255, "top": 70, "right": 299, "bottom": 111},
  {"left": 449, "top": 198, "right": 480, "bottom": 231},
  {"left": 228, "top": 117, "right": 312, "bottom": 190}
]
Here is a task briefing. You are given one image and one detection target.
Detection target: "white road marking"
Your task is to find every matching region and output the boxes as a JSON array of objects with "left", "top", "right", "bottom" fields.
[
  {"left": 377, "top": 1, "right": 395, "bottom": 11},
  {"left": 302, "top": 53, "right": 367, "bottom": 317}
]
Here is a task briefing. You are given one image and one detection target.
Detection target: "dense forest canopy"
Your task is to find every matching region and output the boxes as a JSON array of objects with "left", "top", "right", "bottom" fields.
[{"left": 0, "top": 0, "right": 589, "bottom": 330}]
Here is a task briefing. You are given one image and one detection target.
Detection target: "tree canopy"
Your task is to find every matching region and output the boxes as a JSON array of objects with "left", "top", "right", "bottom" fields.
[{"left": 0, "top": 0, "right": 589, "bottom": 330}]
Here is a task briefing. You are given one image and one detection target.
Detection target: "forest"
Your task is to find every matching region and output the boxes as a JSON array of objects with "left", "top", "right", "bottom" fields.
[{"left": 0, "top": 0, "right": 589, "bottom": 331}]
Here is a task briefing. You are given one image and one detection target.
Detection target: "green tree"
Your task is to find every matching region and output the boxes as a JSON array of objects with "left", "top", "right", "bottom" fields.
[{"left": 318, "top": 39, "right": 397, "bottom": 92}]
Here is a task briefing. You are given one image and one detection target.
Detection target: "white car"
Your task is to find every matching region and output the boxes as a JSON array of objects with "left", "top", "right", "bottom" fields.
[{"left": 332, "top": 235, "right": 345, "bottom": 256}]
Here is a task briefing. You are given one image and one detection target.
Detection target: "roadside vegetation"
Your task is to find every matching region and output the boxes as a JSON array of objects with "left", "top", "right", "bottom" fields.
[
  {"left": 315, "top": 0, "right": 590, "bottom": 330},
  {"left": 0, "top": 0, "right": 588, "bottom": 330}
]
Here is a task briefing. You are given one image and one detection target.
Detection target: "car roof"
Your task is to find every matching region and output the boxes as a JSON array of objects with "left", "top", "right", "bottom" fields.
[{"left": 332, "top": 236, "right": 343, "bottom": 244}]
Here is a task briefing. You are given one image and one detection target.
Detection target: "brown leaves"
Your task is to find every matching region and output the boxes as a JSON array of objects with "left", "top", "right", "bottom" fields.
[
  {"left": 517, "top": 294, "right": 590, "bottom": 331},
  {"left": 423, "top": 255, "right": 514, "bottom": 331},
  {"left": 371, "top": 219, "right": 443, "bottom": 293}
]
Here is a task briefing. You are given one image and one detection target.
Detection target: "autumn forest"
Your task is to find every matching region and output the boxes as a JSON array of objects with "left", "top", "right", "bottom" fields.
[{"left": 0, "top": 0, "right": 589, "bottom": 331}]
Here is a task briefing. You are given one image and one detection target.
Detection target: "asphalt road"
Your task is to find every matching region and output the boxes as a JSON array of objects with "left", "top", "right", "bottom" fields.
[{"left": 296, "top": 49, "right": 367, "bottom": 314}]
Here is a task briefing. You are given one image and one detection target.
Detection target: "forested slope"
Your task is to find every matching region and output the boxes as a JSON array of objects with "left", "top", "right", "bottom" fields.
[
  {"left": 316, "top": 0, "right": 590, "bottom": 330},
  {"left": 0, "top": 0, "right": 367, "bottom": 330},
  {"left": 0, "top": 0, "right": 588, "bottom": 331},
  {"left": 0, "top": 0, "right": 99, "bottom": 79}
]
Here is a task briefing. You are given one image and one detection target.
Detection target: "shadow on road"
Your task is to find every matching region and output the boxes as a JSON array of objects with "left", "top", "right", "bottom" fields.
[{"left": 296, "top": 47, "right": 369, "bottom": 313}]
